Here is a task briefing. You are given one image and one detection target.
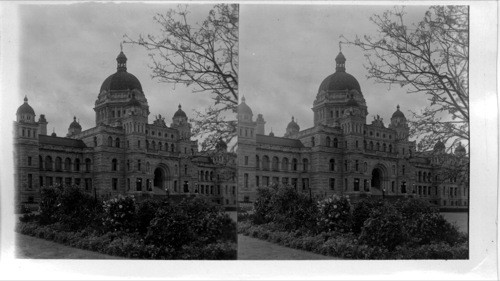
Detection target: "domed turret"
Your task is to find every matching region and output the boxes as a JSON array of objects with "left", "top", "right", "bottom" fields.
[
  {"left": 391, "top": 105, "right": 406, "bottom": 120},
  {"left": 238, "top": 96, "right": 253, "bottom": 122},
  {"left": 173, "top": 104, "right": 187, "bottom": 119},
  {"left": 16, "top": 96, "right": 36, "bottom": 123},
  {"left": 434, "top": 140, "right": 446, "bottom": 153},
  {"left": 455, "top": 142, "right": 466, "bottom": 156},
  {"left": 67, "top": 116, "right": 82, "bottom": 137},
  {"left": 284, "top": 116, "right": 300, "bottom": 137},
  {"left": 317, "top": 51, "right": 361, "bottom": 93},
  {"left": 216, "top": 137, "right": 228, "bottom": 151}
]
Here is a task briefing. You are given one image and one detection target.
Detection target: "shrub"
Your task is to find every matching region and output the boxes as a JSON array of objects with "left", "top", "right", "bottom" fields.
[
  {"left": 135, "top": 199, "right": 162, "bottom": 234},
  {"left": 406, "top": 212, "right": 463, "bottom": 246},
  {"left": 269, "top": 185, "right": 318, "bottom": 232},
  {"left": 394, "top": 198, "right": 434, "bottom": 219},
  {"left": 316, "top": 195, "right": 352, "bottom": 233},
  {"left": 102, "top": 195, "right": 137, "bottom": 233},
  {"left": 358, "top": 203, "right": 407, "bottom": 251},
  {"left": 252, "top": 187, "right": 277, "bottom": 224},
  {"left": 352, "top": 199, "right": 384, "bottom": 234}
]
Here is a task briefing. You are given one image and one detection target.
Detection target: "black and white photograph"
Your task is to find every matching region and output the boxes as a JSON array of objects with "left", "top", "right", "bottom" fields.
[
  {"left": 237, "top": 4, "right": 471, "bottom": 260},
  {"left": 7, "top": 2, "right": 238, "bottom": 261},
  {"left": 0, "top": 1, "right": 497, "bottom": 280}
]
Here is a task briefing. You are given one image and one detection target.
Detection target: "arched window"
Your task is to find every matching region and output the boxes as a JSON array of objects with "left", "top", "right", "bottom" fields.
[
  {"left": 112, "top": 159, "right": 118, "bottom": 171},
  {"left": 152, "top": 141, "right": 156, "bottom": 150},
  {"left": 389, "top": 144, "right": 393, "bottom": 153},
  {"left": 205, "top": 171, "right": 209, "bottom": 181},
  {"left": 74, "top": 158, "right": 80, "bottom": 171},
  {"left": 272, "top": 156, "right": 279, "bottom": 171},
  {"left": 85, "top": 158, "right": 91, "bottom": 172},
  {"left": 262, "top": 156, "right": 270, "bottom": 171},
  {"left": 115, "top": 138, "right": 120, "bottom": 148},
  {"left": 364, "top": 140, "right": 367, "bottom": 149},
  {"left": 383, "top": 143, "right": 387, "bottom": 152},
  {"left": 376, "top": 142, "right": 380, "bottom": 151},
  {"left": 55, "top": 157, "right": 62, "bottom": 171},
  {"left": 146, "top": 140, "right": 150, "bottom": 149},
  {"left": 311, "top": 137, "right": 315, "bottom": 146},
  {"left": 423, "top": 172, "right": 427, "bottom": 182},
  {"left": 45, "top": 156, "right": 53, "bottom": 171},
  {"left": 256, "top": 155, "right": 260, "bottom": 169},
  {"left": 326, "top": 137, "right": 331, "bottom": 147},
  {"left": 200, "top": 171, "right": 204, "bottom": 181},
  {"left": 370, "top": 141, "right": 374, "bottom": 150},
  {"left": 171, "top": 144, "right": 175, "bottom": 152},
  {"left": 302, "top": 158, "right": 309, "bottom": 172},
  {"left": 159, "top": 142, "right": 163, "bottom": 151},
  {"left": 64, "top": 157, "right": 71, "bottom": 171},
  {"left": 292, "top": 158, "right": 298, "bottom": 171},
  {"left": 329, "top": 159, "right": 335, "bottom": 171},
  {"left": 333, "top": 138, "right": 338, "bottom": 148},
  {"left": 355, "top": 160, "right": 359, "bottom": 171},
  {"left": 281, "top": 157, "right": 289, "bottom": 171},
  {"left": 94, "top": 136, "right": 97, "bottom": 147},
  {"left": 427, "top": 172, "right": 431, "bottom": 182},
  {"left": 418, "top": 171, "right": 422, "bottom": 182},
  {"left": 107, "top": 136, "right": 113, "bottom": 147}
]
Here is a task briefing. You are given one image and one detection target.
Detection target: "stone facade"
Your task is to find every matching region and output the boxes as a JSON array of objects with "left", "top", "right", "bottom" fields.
[
  {"left": 14, "top": 51, "right": 237, "bottom": 208},
  {"left": 237, "top": 51, "right": 468, "bottom": 209}
]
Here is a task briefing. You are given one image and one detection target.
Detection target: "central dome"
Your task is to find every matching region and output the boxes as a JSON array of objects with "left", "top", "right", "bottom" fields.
[
  {"left": 100, "top": 71, "right": 143, "bottom": 92},
  {"left": 318, "top": 51, "right": 361, "bottom": 93},
  {"left": 100, "top": 51, "right": 143, "bottom": 92},
  {"left": 318, "top": 72, "right": 361, "bottom": 93}
]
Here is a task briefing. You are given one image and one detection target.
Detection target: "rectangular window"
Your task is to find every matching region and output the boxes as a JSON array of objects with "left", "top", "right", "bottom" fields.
[
  {"left": 272, "top": 177, "right": 279, "bottom": 185},
  {"left": 354, "top": 178, "right": 360, "bottom": 191},
  {"left": 244, "top": 173, "right": 249, "bottom": 188},
  {"left": 84, "top": 178, "right": 91, "bottom": 190},
  {"left": 47, "top": 176, "right": 53, "bottom": 186},
  {"left": 263, "top": 176, "right": 269, "bottom": 186},
  {"left": 292, "top": 178, "right": 298, "bottom": 188},
  {"left": 364, "top": 179, "right": 369, "bottom": 191},
  {"left": 56, "top": 177, "right": 62, "bottom": 185},
  {"left": 255, "top": 176, "right": 260, "bottom": 187},
  {"left": 28, "top": 156, "right": 32, "bottom": 166},
  {"left": 136, "top": 178, "right": 142, "bottom": 191},
  {"left": 302, "top": 178, "right": 309, "bottom": 190},
  {"left": 75, "top": 178, "right": 81, "bottom": 186},
  {"left": 112, "top": 178, "right": 118, "bottom": 190},
  {"left": 282, "top": 177, "right": 289, "bottom": 185},
  {"left": 391, "top": 181, "right": 395, "bottom": 193},
  {"left": 344, "top": 178, "right": 348, "bottom": 191},
  {"left": 244, "top": 156, "right": 249, "bottom": 165},
  {"left": 28, "top": 174, "right": 32, "bottom": 189},
  {"left": 39, "top": 176, "right": 44, "bottom": 187},
  {"left": 65, "top": 177, "right": 72, "bottom": 186},
  {"left": 329, "top": 178, "right": 335, "bottom": 190}
]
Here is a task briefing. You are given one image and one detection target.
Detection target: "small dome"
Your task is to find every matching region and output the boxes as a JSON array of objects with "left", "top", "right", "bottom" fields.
[
  {"left": 17, "top": 96, "right": 35, "bottom": 115},
  {"left": 287, "top": 116, "right": 300, "bottom": 131},
  {"left": 216, "top": 137, "right": 227, "bottom": 151},
  {"left": 69, "top": 116, "right": 81, "bottom": 129},
  {"left": 269, "top": 131, "right": 275, "bottom": 137},
  {"left": 434, "top": 140, "right": 445, "bottom": 151},
  {"left": 391, "top": 105, "right": 406, "bottom": 119},
  {"left": 100, "top": 71, "right": 142, "bottom": 92},
  {"left": 238, "top": 96, "right": 253, "bottom": 116},
  {"left": 455, "top": 142, "right": 466, "bottom": 154},
  {"left": 51, "top": 131, "right": 57, "bottom": 137},
  {"left": 173, "top": 104, "right": 187, "bottom": 118}
]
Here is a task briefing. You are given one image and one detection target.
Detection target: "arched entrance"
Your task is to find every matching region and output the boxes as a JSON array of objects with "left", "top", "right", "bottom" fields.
[
  {"left": 371, "top": 168, "right": 382, "bottom": 189},
  {"left": 153, "top": 165, "right": 172, "bottom": 193},
  {"left": 370, "top": 164, "right": 388, "bottom": 196}
]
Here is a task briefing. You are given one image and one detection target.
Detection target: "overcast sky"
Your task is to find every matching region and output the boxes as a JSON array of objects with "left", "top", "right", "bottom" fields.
[
  {"left": 240, "top": 4, "right": 431, "bottom": 137},
  {"left": 18, "top": 3, "right": 215, "bottom": 136}
]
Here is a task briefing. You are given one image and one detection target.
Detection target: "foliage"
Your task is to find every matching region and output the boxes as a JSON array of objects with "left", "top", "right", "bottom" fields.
[
  {"left": 352, "top": 199, "right": 384, "bottom": 234},
  {"left": 252, "top": 187, "right": 277, "bottom": 224},
  {"left": 126, "top": 4, "right": 239, "bottom": 151},
  {"left": 102, "top": 195, "right": 137, "bottom": 233},
  {"left": 344, "top": 6, "right": 469, "bottom": 152},
  {"left": 358, "top": 203, "right": 408, "bottom": 251},
  {"left": 38, "top": 185, "right": 102, "bottom": 231},
  {"left": 268, "top": 186, "right": 318, "bottom": 232},
  {"left": 135, "top": 199, "right": 162, "bottom": 234},
  {"left": 316, "top": 195, "right": 353, "bottom": 233}
]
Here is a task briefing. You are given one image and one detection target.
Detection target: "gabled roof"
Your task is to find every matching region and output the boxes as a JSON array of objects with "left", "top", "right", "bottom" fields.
[
  {"left": 39, "top": 135, "right": 87, "bottom": 148},
  {"left": 256, "top": 134, "right": 305, "bottom": 148}
]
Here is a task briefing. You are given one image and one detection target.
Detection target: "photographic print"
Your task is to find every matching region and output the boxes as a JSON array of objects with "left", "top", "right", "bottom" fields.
[
  {"left": 12, "top": 2, "right": 238, "bottom": 260},
  {"left": 237, "top": 4, "right": 470, "bottom": 260}
]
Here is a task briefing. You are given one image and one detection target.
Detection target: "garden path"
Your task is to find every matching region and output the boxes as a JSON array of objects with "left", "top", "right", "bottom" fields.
[
  {"left": 237, "top": 234, "right": 335, "bottom": 260},
  {"left": 16, "top": 234, "right": 122, "bottom": 259}
]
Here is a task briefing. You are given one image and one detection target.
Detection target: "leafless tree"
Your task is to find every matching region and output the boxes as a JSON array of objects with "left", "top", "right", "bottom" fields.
[
  {"left": 125, "top": 4, "right": 238, "bottom": 152},
  {"left": 343, "top": 6, "right": 468, "bottom": 154}
]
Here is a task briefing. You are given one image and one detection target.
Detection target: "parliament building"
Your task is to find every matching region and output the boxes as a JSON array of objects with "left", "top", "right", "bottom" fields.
[
  {"left": 14, "top": 50, "right": 237, "bottom": 208},
  {"left": 237, "top": 51, "right": 468, "bottom": 209}
]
